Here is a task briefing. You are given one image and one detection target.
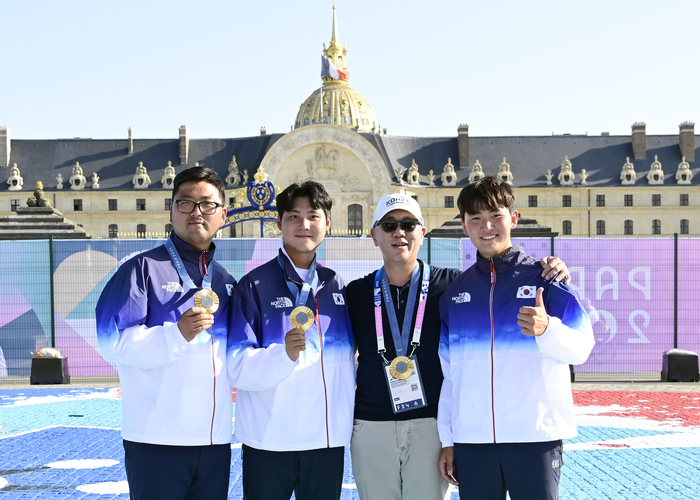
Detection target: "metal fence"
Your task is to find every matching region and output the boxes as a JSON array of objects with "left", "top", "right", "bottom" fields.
[{"left": 0, "top": 235, "right": 698, "bottom": 384}]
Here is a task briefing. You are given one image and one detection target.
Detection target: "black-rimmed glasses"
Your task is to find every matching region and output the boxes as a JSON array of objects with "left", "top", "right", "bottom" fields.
[
  {"left": 375, "top": 219, "right": 420, "bottom": 233},
  {"left": 174, "top": 200, "right": 223, "bottom": 215}
]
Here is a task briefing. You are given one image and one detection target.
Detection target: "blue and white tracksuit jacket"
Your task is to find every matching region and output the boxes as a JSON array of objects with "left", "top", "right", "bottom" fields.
[
  {"left": 227, "top": 250, "right": 355, "bottom": 452},
  {"left": 95, "top": 232, "right": 236, "bottom": 446},
  {"left": 438, "top": 245, "right": 594, "bottom": 446}
]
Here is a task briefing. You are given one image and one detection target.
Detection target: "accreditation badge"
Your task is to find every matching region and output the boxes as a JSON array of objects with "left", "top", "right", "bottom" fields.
[{"left": 383, "top": 355, "right": 427, "bottom": 414}]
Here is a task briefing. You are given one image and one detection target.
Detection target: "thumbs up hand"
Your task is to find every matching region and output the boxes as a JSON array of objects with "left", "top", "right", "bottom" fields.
[{"left": 517, "top": 287, "right": 549, "bottom": 337}]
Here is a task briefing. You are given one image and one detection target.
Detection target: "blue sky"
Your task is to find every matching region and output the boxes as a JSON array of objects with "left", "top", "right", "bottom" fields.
[{"left": 4, "top": 0, "right": 699, "bottom": 140}]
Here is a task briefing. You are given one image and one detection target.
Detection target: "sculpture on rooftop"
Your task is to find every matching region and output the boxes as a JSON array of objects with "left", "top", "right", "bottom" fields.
[
  {"left": 620, "top": 157, "right": 636, "bottom": 185},
  {"left": 646, "top": 155, "right": 664, "bottom": 185},
  {"left": 56, "top": 173, "right": 64, "bottom": 189},
  {"left": 468, "top": 160, "right": 485, "bottom": 183},
  {"left": 91, "top": 172, "right": 100, "bottom": 189},
  {"left": 498, "top": 157, "right": 513, "bottom": 185},
  {"left": 161, "top": 161, "right": 176, "bottom": 188},
  {"left": 133, "top": 162, "right": 152, "bottom": 189},
  {"left": 27, "top": 181, "right": 52, "bottom": 207},
  {"left": 558, "top": 156, "right": 574, "bottom": 186},
  {"left": 675, "top": 157, "right": 693, "bottom": 185},
  {"left": 545, "top": 169, "right": 553, "bottom": 185},
  {"left": 406, "top": 159, "right": 420, "bottom": 185},
  {"left": 441, "top": 158, "right": 457, "bottom": 186},
  {"left": 70, "top": 162, "right": 87, "bottom": 190},
  {"left": 225, "top": 156, "right": 242, "bottom": 187},
  {"left": 7, "top": 163, "right": 23, "bottom": 191}
]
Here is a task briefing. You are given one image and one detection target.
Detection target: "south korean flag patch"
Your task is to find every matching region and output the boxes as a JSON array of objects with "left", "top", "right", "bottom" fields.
[
  {"left": 517, "top": 286, "right": 537, "bottom": 299},
  {"left": 332, "top": 293, "right": 345, "bottom": 305}
]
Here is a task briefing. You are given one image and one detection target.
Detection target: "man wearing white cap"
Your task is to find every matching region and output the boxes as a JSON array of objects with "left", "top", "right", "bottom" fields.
[{"left": 346, "top": 194, "right": 569, "bottom": 500}]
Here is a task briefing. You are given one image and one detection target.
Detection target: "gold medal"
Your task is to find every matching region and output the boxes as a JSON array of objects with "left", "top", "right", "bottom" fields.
[
  {"left": 389, "top": 356, "right": 414, "bottom": 380},
  {"left": 290, "top": 306, "right": 315, "bottom": 331},
  {"left": 194, "top": 289, "right": 219, "bottom": 314}
]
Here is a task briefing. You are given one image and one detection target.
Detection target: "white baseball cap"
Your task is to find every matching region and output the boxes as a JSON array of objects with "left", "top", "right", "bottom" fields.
[{"left": 372, "top": 194, "right": 424, "bottom": 227}]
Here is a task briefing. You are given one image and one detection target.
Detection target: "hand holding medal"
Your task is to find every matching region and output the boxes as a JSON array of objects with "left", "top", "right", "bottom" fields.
[{"left": 285, "top": 306, "right": 314, "bottom": 362}]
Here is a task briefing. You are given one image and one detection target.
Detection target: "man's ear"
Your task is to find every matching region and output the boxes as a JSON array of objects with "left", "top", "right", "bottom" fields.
[
  {"left": 511, "top": 210, "right": 519, "bottom": 229},
  {"left": 460, "top": 218, "right": 468, "bottom": 236}
]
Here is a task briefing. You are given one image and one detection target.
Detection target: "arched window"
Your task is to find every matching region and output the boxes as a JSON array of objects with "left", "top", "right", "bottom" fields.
[
  {"left": 137, "top": 224, "right": 146, "bottom": 238},
  {"left": 652, "top": 219, "right": 661, "bottom": 235},
  {"left": 562, "top": 220, "right": 572, "bottom": 235},
  {"left": 624, "top": 220, "right": 633, "bottom": 235},
  {"left": 108, "top": 224, "right": 118, "bottom": 239},
  {"left": 596, "top": 220, "right": 605, "bottom": 235},
  {"left": 348, "top": 204, "right": 363, "bottom": 233},
  {"left": 680, "top": 219, "right": 689, "bottom": 235}
]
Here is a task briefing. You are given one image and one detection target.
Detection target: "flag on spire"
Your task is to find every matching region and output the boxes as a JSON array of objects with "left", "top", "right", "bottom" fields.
[{"left": 321, "top": 55, "right": 347, "bottom": 82}]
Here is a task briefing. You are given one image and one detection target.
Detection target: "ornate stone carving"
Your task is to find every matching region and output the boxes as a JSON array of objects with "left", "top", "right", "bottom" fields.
[
  {"left": 580, "top": 169, "right": 588, "bottom": 185},
  {"left": 70, "top": 162, "right": 87, "bottom": 190},
  {"left": 646, "top": 155, "right": 664, "bottom": 185},
  {"left": 441, "top": 158, "right": 457, "bottom": 186},
  {"left": 406, "top": 159, "right": 420, "bottom": 185},
  {"left": 427, "top": 170, "right": 435, "bottom": 186},
  {"left": 243, "top": 169, "right": 249, "bottom": 184},
  {"left": 468, "top": 160, "right": 485, "bottom": 183},
  {"left": 498, "top": 158, "right": 513, "bottom": 185},
  {"left": 545, "top": 169, "right": 553, "bottom": 185},
  {"left": 396, "top": 164, "right": 406, "bottom": 184},
  {"left": 133, "top": 161, "right": 151, "bottom": 189},
  {"left": 161, "top": 161, "right": 176, "bottom": 189},
  {"left": 7, "top": 163, "right": 23, "bottom": 191},
  {"left": 91, "top": 172, "right": 100, "bottom": 189},
  {"left": 620, "top": 157, "right": 636, "bottom": 185},
  {"left": 254, "top": 165, "right": 269, "bottom": 184},
  {"left": 339, "top": 173, "right": 361, "bottom": 192},
  {"left": 306, "top": 146, "right": 339, "bottom": 179},
  {"left": 558, "top": 156, "right": 574, "bottom": 186},
  {"left": 675, "top": 157, "right": 693, "bottom": 184},
  {"left": 225, "top": 156, "right": 242, "bottom": 187},
  {"left": 27, "top": 181, "right": 51, "bottom": 207},
  {"left": 56, "top": 173, "right": 64, "bottom": 189}
]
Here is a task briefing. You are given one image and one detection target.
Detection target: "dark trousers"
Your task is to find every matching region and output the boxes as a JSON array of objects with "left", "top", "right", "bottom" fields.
[
  {"left": 454, "top": 440, "right": 563, "bottom": 500},
  {"left": 242, "top": 444, "right": 344, "bottom": 500},
  {"left": 123, "top": 440, "right": 231, "bottom": 500}
]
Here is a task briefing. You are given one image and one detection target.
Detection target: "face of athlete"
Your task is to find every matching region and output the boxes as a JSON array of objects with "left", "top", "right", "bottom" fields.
[
  {"left": 170, "top": 181, "right": 227, "bottom": 251},
  {"left": 277, "top": 196, "right": 330, "bottom": 269},
  {"left": 371, "top": 209, "right": 427, "bottom": 267},
  {"left": 461, "top": 205, "right": 518, "bottom": 259}
]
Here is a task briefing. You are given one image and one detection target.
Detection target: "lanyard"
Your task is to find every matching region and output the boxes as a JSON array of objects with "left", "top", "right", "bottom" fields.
[
  {"left": 374, "top": 261, "right": 431, "bottom": 359},
  {"left": 164, "top": 238, "right": 211, "bottom": 291},
  {"left": 277, "top": 254, "right": 318, "bottom": 307}
]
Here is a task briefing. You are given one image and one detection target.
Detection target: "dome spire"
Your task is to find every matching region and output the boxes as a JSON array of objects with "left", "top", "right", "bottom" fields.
[{"left": 322, "top": 5, "right": 348, "bottom": 85}]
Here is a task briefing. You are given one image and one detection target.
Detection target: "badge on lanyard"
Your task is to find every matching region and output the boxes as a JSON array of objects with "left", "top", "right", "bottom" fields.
[{"left": 374, "top": 261, "right": 431, "bottom": 414}]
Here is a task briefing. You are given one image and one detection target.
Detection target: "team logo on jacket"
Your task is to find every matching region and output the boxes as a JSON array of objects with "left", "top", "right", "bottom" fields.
[
  {"left": 451, "top": 292, "right": 471, "bottom": 304},
  {"left": 226, "top": 284, "right": 234, "bottom": 296},
  {"left": 271, "top": 297, "right": 294, "bottom": 308},
  {"left": 517, "top": 286, "right": 537, "bottom": 298},
  {"left": 332, "top": 293, "right": 345, "bottom": 305},
  {"left": 162, "top": 282, "right": 183, "bottom": 293}
]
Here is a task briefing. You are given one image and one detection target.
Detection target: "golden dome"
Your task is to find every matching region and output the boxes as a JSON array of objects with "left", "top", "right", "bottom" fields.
[{"left": 294, "top": 6, "right": 378, "bottom": 133}]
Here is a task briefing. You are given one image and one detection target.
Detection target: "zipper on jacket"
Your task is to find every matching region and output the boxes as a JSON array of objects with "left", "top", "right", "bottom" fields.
[
  {"left": 315, "top": 284, "right": 331, "bottom": 448},
  {"left": 201, "top": 251, "right": 216, "bottom": 446},
  {"left": 489, "top": 259, "right": 497, "bottom": 444}
]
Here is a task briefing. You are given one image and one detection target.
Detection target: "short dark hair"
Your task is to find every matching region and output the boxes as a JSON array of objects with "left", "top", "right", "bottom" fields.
[
  {"left": 457, "top": 176, "right": 516, "bottom": 219},
  {"left": 172, "top": 167, "right": 226, "bottom": 204},
  {"left": 276, "top": 181, "right": 333, "bottom": 219}
]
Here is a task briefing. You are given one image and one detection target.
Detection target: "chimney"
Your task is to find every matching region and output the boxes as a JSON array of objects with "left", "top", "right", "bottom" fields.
[
  {"left": 260, "top": 126, "right": 267, "bottom": 136},
  {"left": 631, "top": 122, "right": 646, "bottom": 160},
  {"left": 679, "top": 122, "right": 695, "bottom": 162},
  {"left": 127, "top": 127, "right": 133, "bottom": 154},
  {"left": 179, "top": 125, "right": 189, "bottom": 165},
  {"left": 457, "top": 124, "right": 469, "bottom": 170},
  {"left": 0, "top": 127, "right": 9, "bottom": 167}
]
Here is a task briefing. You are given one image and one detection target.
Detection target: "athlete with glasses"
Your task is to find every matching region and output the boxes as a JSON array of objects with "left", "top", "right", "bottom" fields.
[{"left": 346, "top": 194, "right": 570, "bottom": 500}]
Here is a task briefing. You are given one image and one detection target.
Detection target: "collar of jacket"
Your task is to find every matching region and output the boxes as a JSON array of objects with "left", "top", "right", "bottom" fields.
[
  {"left": 170, "top": 231, "right": 216, "bottom": 266},
  {"left": 277, "top": 248, "right": 335, "bottom": 285},
  {"left": 475, "top": 245, "right": 528, "bottom": 275}
]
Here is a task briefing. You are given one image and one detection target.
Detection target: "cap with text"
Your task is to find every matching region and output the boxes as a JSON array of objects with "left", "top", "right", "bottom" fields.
[{"left": 372, "top": 194, "right": 424, "bottom": 227}]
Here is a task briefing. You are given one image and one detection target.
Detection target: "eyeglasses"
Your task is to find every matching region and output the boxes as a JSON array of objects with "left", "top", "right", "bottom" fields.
[
  {"left": 174, "top": 200, "right": 223, "bottom": 215},
  {"left": 375, "top": 219, "right": 420, "bottom": 233}
]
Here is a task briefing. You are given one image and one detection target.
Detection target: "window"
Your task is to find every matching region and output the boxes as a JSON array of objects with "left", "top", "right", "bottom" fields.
[
  {"left": 562, "top": 220, "right": 572, "bottom": 235},
  {"left": 137, "top": 224, "right": 146, "bottom": 238},
  {"left": 680, "top": 194, "right": 689, "bottom": 206},
  {"left": 444, "top": 196, "right": 454, "bottom": 208},
  {"left": 652, "top": 219, "right": 661, "bottom": 234},
  {"left": 229, "top": 196, "right": 237, "bottom": 207},
  {"left": 681, "top": 219, "right": 689, "bottom": 235},
  {"left": 596, "top": 195, "right": 605, "bottom": 207},
  {"left": 164, "top": 198, "right": 172, "bottom": 211},
  {"left": 652, "top": 194, "right": 661, "bottom": 206},
  {"left": 624, "top": 220, "right": 633, "bottom": 235},
  {"left": 108, "top": 199, "right": 118, "bottom": 211},
  {"left": 624, "top": 194, "right": 633, "bottom": 207},
  {"left": 348, "top": 204, "right": 363, "bottom": 233},
  {"left": 562, "top": 195, "right": 571, "bottom": 207},
  {"left": 528, "top": 195, "right": 537, "bottom": 208},
  {"left": 596, "top": 220, "right": 605, "bottom": 235},
  {"left": 165, "top": 224, "right": 173, "bottom": 236},
  {"left": 136, "top": 199, "right": 146, "bottom": 211},
  {"left": 10, "top": 199, "right": 20, "bottom": 211},
  {"left": 74, "top": 199, "right": 83, "bottom": 211},
  {"left": 108, "top": 224, "right": 118, "bottom": 238}
]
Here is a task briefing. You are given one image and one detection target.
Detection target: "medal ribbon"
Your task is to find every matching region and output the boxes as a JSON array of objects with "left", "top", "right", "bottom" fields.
[
  {"left": 165, "top": 237, "right": 212, "bottom": 291},
  {"left": 374, "top": 260, "right": 431, "bottom": 358},
  {"left": 277, "top": 254, "right": 318, "bottom": 307}
]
